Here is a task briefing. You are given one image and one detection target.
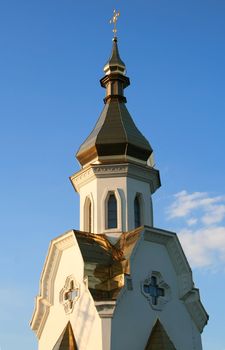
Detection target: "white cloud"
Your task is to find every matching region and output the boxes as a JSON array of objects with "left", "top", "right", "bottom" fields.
[
  {"left": 166, "top": 191, "right": 225, "bottom": 270},
  {"left": 186, "top": 217, "right": 198, "bottom": 226},
  {"left": 167, "top": 190, "right": 225, "bottom": 225},
  {"left": 179, "top": 226, "right": 225, "bottom": 269},
  {"left": 201, "top": 204, "right": 225, "bottom": 225}
]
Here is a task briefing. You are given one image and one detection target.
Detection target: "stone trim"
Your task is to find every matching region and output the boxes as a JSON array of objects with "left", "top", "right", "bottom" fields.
[
  {"left": 70, "top": 162, "right": 160, "bottom": 194},
  {"left": 95, "top": 301, "right": 116, "bottom": 319},
  {"left": 30, "top": 231, "right": 76, "bottom": 338},
  {"left": 181, "top": 289, "right": 209, "bottom": 333},
  {"left": 59, "top": 275, "right": 80, "bottom": 314},
  {"left": 141, "top": 270, "right": 171, "bottom": 311}
]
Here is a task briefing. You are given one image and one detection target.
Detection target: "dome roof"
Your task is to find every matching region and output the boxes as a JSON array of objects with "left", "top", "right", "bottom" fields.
[
  {"left": 76, "top": 99, "right": 153, "bottom": 166},
  {"left": 76, "top": 37, "right": 153, "bottom": 167}
]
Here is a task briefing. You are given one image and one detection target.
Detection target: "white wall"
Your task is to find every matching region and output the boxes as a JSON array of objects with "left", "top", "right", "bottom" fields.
[
  {"left": 78, "top": 170, "right": 153, "bottom": 234},
  {"left": 39, "top": 245, "right": 102, "bottom": 350},
  {"left": 111, "top": 238, "right": 202, "bottom": 350}
]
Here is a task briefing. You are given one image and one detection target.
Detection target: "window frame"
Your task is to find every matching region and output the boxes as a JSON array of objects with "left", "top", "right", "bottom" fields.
[
  {"left": 83, "top": 195, "right": 93, "bottom": 232},
  {"left": 106, "top": 192, "right": 118, "bottom": 229}
]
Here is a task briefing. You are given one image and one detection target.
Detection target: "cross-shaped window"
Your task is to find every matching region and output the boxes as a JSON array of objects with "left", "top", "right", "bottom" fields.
[
  {"left": 64, "top": 281, "right": 79, "bottom": 308},
  {"left": 143, "top": 276, "right": 164, "bottom": 305}
]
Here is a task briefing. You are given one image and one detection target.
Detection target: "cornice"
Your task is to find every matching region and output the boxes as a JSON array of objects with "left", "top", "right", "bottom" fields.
[
  {"left": 95, "top": 301, "right": 116, "bottom": 318},
  {"left": 30, "top": 231, "right": 76, "bottom": 339},
  {"left": 181, "top": 289, "right": 209, "bottom": 333},
  {"left": 70, "top": 162, "right": 160, "bottom": 194}
]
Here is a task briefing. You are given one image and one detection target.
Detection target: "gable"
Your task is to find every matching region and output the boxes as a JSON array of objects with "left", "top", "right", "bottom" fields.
[
  {"left": 30, "top": 231, "right": 83, "bottom": 338},
  {"left": 142, "top": 226, "right": 208, "bottom": 333},
  {"left": 111, "top": 226, "right": 207, "bottom": 349},
  {"left": 145, "top": 320, "right": 176, "bottom": 350},
  {"left": 31, "top": 230, "right": 103, "bottom": 350}
]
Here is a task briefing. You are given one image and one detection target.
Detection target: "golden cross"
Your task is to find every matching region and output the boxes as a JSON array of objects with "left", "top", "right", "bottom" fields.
[{"left": 110, "top": 9, "right": 120, "bottom": 37}]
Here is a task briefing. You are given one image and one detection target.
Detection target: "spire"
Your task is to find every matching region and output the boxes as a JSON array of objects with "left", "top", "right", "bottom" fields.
[
  {"left": 100, "top": 36, "right": 129, "bottom": 104},
  {"left": 101, "top": 10, "right": 129, "bottom": 103},
  {"left": 76, "top": 12, "right": 154, "bottom": 167},
  {"left": 103, "top": 37, "right": 126, "bottom": 76}
]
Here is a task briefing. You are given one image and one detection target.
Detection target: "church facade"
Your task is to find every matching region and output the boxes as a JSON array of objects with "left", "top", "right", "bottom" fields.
[{"left": 31, "top": 33, "right": 208, "bottom": 350}]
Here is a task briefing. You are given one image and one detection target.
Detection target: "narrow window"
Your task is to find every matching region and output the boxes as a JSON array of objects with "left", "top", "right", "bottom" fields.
[
  {"left": 107, "top": 193, "right": 117, "bottom": 229},
  {"left": 88, "top": 200, "right": 92, "bottom": 232},
  {"left": 134, "top": 195, "right": 141, "bottom": 228},
  {"left": 84, "top": 197, "right": 92, "bottom": 232}
]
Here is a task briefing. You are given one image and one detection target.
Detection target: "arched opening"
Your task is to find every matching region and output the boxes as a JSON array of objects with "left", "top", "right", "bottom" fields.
[
  {"left": 134, "top": 195, "right": 141, "bottom": 228},
  {"left": 84, "top": 197, "right": 92, "bottom": 232},
  {"left": 107, "top": 193, "right": 117, "bottom": 229}
]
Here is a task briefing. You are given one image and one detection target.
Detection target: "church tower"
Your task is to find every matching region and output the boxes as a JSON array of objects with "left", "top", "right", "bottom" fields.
[
  {"left": 71, "top": 35, "right": 160, "bottom": 239},
  {"left": 31, "top": 13, "right": 208, "bottom": 350}
]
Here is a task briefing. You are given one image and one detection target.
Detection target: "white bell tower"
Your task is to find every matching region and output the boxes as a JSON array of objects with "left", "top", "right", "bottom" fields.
[{"left": 70, "top": 37, "right": 160, "bottom": 240}]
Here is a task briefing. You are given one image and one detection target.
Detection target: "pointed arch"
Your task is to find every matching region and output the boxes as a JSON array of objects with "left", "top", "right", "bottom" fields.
[
  {"left": 145, "top": 319, "right": 176, "bottom": 350},
  {"left": 84, "top": 195, "right": 93, "bottom": 232},
  {"left": 134, "top": 194, "right": 141, "bottom": 228},
  {"left": 53, "top": 322, "right": 78, "bottom": 350},
  {"left": 102, "top": 188, "right": 123, "bottom": 232},
  {"left": 134, "top": 193, "right": 144, "bottom": 228},
  {"left": 107, "top": 192, "right": 117, "bottom": 229}
]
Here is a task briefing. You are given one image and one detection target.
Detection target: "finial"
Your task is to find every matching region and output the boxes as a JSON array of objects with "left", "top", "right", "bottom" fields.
[{"left": 109, "top": 9, "right": 120, "bottom": 38}]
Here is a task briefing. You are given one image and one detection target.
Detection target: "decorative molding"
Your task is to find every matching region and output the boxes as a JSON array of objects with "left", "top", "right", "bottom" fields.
[
  {"left": 59, "top": 275, "right": 80, "bottom": 314},
  {"left": 102, "top": 188, "right": 123, "bottom": 233},
  {"left": 30, "top": 231, "right": 76, "bottom": 339},
  {"left": 70, "top": 168, "right": 95, "bottom": 192},
  {"left": 95, "top": 301, "right": 116, "bottom": 319},
  {"left": 83, "top": 193, "right": 94, "bottom": 232},
  {"left": 144, "top": 227, "right": 192, "bottom": 283},
  {"left": 70, "top": 162, "right": 160, "bottom": 194},
  {"left": 141, "top": 270, "right": 171, "bottom": 311},
  {"left": 181, "top": 289, "right": 209, "bottom": 333}
]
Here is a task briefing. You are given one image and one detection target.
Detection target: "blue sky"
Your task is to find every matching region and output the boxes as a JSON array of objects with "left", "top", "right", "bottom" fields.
[{"left": 0, "top": 0, "right": 225, "bottom": 349}]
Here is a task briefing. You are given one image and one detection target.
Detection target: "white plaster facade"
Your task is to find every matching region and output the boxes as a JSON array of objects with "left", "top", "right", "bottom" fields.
[
  {"left": 31, "top": 231, "right": 102, "bottom": 350},
  {"left": 111, "top": 227, "right": 205, "bottom": 350},
  {"left": 70, "top": 162, "right": 159, "bottom": 235},
  {"left": 31, "top": 227, "right": 207, "bottom": 350}
]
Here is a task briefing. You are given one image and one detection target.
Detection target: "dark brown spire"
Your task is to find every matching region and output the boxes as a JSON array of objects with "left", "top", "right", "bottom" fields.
[
  {"left": 101, "top": 37, "right": 129, "bottom": 104},
  {"left": 76, "top": 38, "right": 153, "bottom": 167},
  {"left": 103, "top": 37, "right": 126, "bottom": 76}
]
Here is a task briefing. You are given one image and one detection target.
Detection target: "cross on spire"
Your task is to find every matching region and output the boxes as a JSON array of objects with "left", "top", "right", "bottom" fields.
[
  {"left": 110, "top": 9, "right": 120, "bottom": 37},
  {"left": 143, "top": 276, "right": 164, "bottom": 305}
]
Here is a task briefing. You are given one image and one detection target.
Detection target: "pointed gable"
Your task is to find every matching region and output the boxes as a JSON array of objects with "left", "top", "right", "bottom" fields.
[
  {"left": 53, "top": 322, "right": 78, "bottom": 350},
  {"left": 145, "top": 320, "right": 176, "bottom": 350}
]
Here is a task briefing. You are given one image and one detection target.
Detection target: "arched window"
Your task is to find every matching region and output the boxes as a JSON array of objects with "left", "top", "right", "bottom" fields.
[
  {"left": 84, "top": 197, "right": 92, "bottom": 232},
  {"left": 88, "top": 200, "right": 92, "bottom": 232},
  {"left": 134, "top": 195, "right": 141, "bottom": 228},
  {"left": 107, "top": 193, "right": 117, "bottom": 229}
]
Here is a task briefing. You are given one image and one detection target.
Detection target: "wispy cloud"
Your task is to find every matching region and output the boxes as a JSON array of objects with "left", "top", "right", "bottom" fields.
[{"left": 166, "top": 191, "right": 225, "bottom": 270}]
